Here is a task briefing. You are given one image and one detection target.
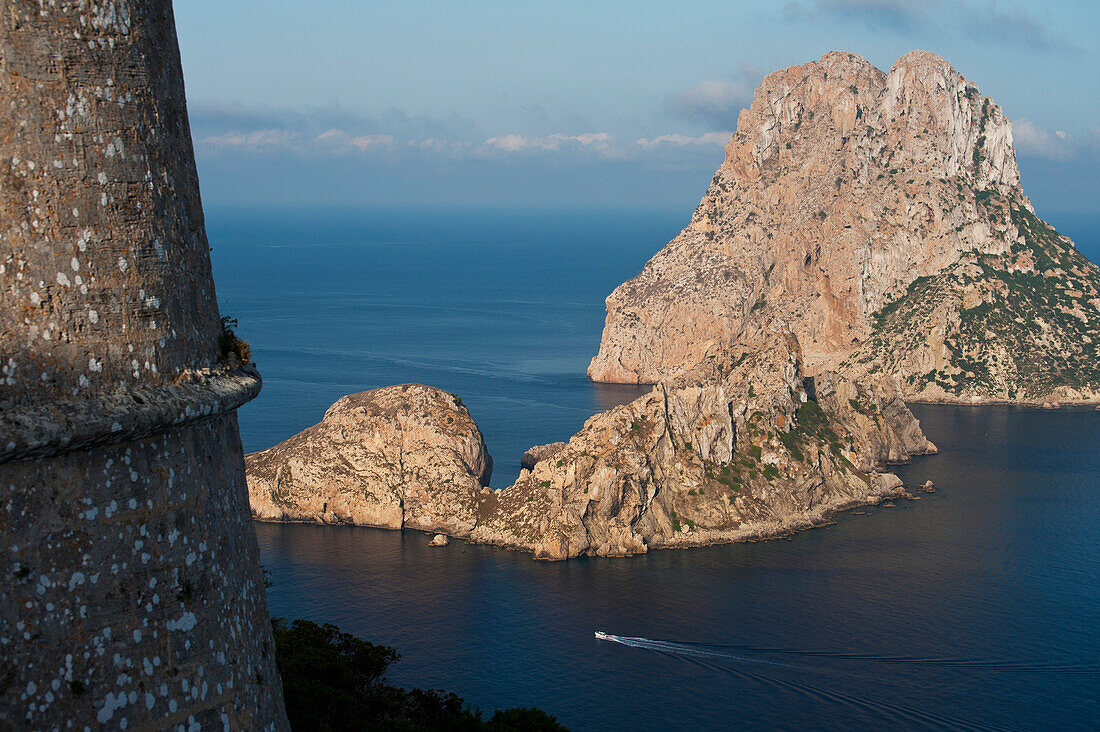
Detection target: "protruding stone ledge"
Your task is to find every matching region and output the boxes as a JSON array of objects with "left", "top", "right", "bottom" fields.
[{"left": 0, "top": 364, "right": 261, "bottom": 464}]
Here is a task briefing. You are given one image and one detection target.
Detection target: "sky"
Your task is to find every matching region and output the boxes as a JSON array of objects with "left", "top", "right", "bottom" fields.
[{"left": 174, "top": 0, "right": 1100, "bottom": 215}]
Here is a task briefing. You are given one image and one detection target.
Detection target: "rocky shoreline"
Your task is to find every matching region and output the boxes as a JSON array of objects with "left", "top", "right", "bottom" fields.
[
  {"left": 247, "top": 337, "right": 938, "bottom": 560},
  {"left": 254, "top": 458, "right": 920, "bottom": 557},
  {"left": 468, "top": 483, "right": 917, "bottom": 555},
  {"left": 905, "top": 397, "right": 1100, "bottom": 407}
]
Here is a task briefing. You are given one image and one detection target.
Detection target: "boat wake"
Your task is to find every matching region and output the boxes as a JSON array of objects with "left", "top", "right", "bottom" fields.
[
  {"left": 715, "top": 644, "right": 1100, "bottom": 675},
  {"left": 593, "top": 633, "right": 1100, "bottom": 676},
  {"left": 594, "top": 632, "right": 785, "bottom": 667},
  {"left": 592, "top": 632, "right": 1092, "bottom": 731}
]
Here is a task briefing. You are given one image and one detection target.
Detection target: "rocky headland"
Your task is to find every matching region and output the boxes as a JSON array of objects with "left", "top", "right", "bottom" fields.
[{"left": 246, "top": 49, "right": 1097, "bottom": 559}]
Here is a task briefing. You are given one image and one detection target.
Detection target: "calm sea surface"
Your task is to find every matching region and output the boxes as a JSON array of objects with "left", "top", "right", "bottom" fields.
[{"left": 210, "top": 207, "right": 1100, "bottom": 731}]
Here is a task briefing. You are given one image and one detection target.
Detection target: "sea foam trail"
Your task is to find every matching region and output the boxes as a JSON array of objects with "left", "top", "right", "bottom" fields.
[
  {"left": 685, "top": 643, "right": 1100, "bottom": 676},
  {"left": 599, "top": 634, "right": 1013, "bottom": 732},
  {"left": 596, "top": 634, "right": 1100, "bottom": 676},
  {"left": 595, "top": 634, "right": 785, "bottom": 668},
  {"left": 679, "top": 653, "right": 1012, "bottom": 732}
]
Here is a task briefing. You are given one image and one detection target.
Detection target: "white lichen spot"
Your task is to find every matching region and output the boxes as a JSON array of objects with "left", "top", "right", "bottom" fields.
[{"left": 96, "top": 691, "right": 126, "bottom": 723}]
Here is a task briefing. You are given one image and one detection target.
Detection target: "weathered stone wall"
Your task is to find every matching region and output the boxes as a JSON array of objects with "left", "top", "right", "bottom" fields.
[
  {"left": 1, "top": 0, "right": 221, "bottom": 408},
  {"left": 1, "top": 1, "right": 288, "bottom": 728},
  {"left": 2, "top": 415, "right": 284, "bottom": 729}
]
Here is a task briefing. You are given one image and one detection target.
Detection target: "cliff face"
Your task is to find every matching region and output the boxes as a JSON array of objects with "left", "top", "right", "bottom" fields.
[
  {"left": 588, "top": 51, "right": 1100, "bottom": 403},
  {"left": 0, "top": 2, "right": 287, "bottom": 728},
  {"left": 248, "top": 339, "right": 935, "bottom": 560},
  {"left": 843, "top": 205, "right": 1100, "bottom": 402},
  {"left": 247, "top": 385, "right": 492, "bottom": 534}
]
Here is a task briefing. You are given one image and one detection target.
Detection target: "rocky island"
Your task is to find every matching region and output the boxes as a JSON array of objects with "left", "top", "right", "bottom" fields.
[
  {"left": 590, "top": 50, "right": 1100, "bottom": 404},
  {"left": 247, "top": 384, "right": 492, "bottom": 534},
  {"left": 247, "top": 50, "right": 1099, "bottom": 559}
]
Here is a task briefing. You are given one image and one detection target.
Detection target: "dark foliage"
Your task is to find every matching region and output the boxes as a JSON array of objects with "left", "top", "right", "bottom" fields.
[
  {"left": 218, "top": 315, "right": 252, "bottom": 364},
  {"left": 272, "top": 618, "right": 569, "bottom": 731}
]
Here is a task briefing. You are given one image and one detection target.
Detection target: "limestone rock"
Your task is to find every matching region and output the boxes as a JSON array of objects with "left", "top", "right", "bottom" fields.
[
  {"left": 246, "top": 339, "right": 933, "bottom": 561},
  {"left": 521, "top": 442, "right": 568, "bottom": 470},
  {"left": 246, "top": 384, "right": 491, "bottom": 535},
  {"left": 870, "top": 472, "right": 905, "bottom": 493},
  {"left": 470, "top": 334, "right": 935, "bottom": 559},
  {"left": 428, "top": 534, "right": 450, "bottom": 547},
  {"left": 588, "top": 50, "right": 1100, "bottom": 404}
]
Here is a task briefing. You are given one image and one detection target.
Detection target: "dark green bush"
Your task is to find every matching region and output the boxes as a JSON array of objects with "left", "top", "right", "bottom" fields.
[
  {"left": 272, "top": 618, "right": 569, "bottom": 731},
  {"left": 218, "top": 315, "right": 252, "bottom": 364}
]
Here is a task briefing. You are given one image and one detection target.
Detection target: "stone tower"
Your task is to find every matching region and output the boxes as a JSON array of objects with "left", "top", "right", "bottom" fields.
[{"left": 0, "top": 1, "right": 288, "bottom": 728}]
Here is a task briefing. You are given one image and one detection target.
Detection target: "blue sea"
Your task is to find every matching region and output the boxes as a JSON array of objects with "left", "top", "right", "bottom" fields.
[{"left": 210, "top": 207, "right": 1100, "bottom": 731}]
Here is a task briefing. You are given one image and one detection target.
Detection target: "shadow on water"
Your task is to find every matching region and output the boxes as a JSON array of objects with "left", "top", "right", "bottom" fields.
[{"left": 590, "top": 381, "right": 653, "bottom": 413}]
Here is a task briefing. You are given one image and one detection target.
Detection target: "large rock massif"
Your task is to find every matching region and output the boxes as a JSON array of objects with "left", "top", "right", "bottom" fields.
[
  {"left": 247, "top": 50, "right": 1097, "bottom": 560},
  {"left": 588, "top": 51, "right": 1100, "bottom": 404}
]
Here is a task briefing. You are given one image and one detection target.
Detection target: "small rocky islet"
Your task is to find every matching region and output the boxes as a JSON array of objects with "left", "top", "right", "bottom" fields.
[{"left": 246, "top": 50, "right": 1100, "bottom": 559}]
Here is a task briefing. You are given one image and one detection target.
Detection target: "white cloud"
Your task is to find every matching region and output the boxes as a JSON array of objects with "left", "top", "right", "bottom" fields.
[
  {"left": 483, "top": 132, "right": 614, "bottom": 152},
  {"left": 315, "top": 129, "right": 396, "bottom": 150},
  {"left": 201, "top": 129, "right": 300, "bottom": 148},
  {"left": 349, "top": 134, "right": 395, "bottom": 149},
  {"left": 482, "top": 134, "right": 534, "bottom": 152},
  {"left": 315, "top": 128, "right": 346, "bottom": 144},
  {"left": 407, "top": 138, "right": 472, "bottom": 153},
  {"left": 195, "top": 122, "right": 740, "bottom": 165},
  {"left": 1013, "top": 119, "right": 1071, "bottom": 160},
  {"left": 636, "top": 132, "right": 732, "bottom": 149},
  {"left": 667, "top": 76, "right": 756, "bottom": 129}
]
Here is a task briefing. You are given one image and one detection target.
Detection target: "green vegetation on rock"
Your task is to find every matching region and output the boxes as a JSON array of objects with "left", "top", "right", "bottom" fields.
[{"left": 855, "top": 206, "right": 1100, "bottom": 400}]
